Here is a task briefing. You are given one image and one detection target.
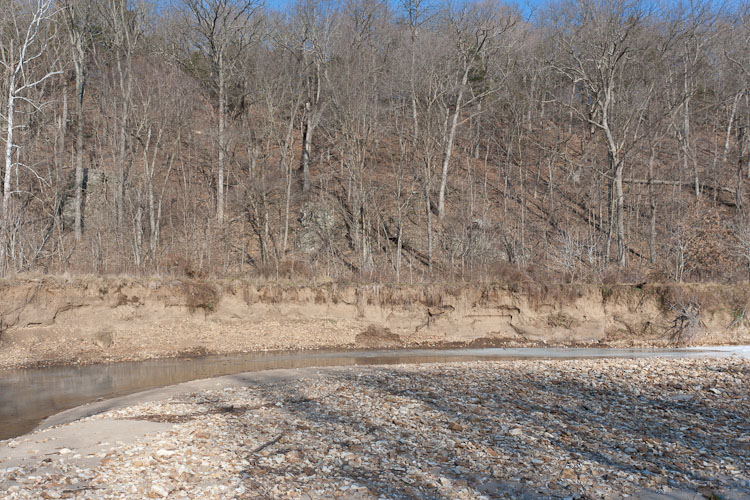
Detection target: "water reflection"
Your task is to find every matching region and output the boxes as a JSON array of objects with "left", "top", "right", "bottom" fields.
[{"left": 0, "top": 346, "right": 746, "bottom": 441}]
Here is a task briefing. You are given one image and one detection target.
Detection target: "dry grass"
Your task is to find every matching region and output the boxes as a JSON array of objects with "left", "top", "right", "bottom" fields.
[
  {"left": 178, "top": 281, "right": 219, "bottom": 313},
  {"left": 355, "top": 325, "right": 403, "bottom": 347}
]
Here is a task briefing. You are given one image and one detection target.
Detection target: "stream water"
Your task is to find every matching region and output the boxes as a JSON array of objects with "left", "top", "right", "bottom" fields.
[{"left": 1, "top": 346, "right": 747, "bottom": 441}]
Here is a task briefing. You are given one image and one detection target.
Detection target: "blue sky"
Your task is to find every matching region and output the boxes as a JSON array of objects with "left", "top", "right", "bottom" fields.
[
  {"left": 162, "top": 0, "right": 745, "bottom": 24},
  {"left": 258, "top": 0, "right": 548, "bottom": 19}
]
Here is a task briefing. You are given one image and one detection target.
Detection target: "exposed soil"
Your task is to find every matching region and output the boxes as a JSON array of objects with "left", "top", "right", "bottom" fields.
[
  {"left": 0, "top": 277, "right": 749, "bottom": 370},
  {"left": 354, "top": 325, "right": 404, "bottom": 348}
]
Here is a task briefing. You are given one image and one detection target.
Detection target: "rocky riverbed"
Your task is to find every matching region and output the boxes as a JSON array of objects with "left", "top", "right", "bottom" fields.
[{"left": 1, "top": 357, "right": 748, "bottom": 499}]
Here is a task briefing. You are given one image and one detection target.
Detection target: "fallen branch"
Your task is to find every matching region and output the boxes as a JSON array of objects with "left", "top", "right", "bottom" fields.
[
  {"left": 624, "top": 178, "right": 735, "bottom": 196},
  {"left": 251, "top": 433, "right": 284, "bottom": 454}
]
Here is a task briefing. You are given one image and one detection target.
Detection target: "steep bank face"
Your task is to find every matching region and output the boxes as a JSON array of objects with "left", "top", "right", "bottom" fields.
[{"left": 0, "top": 277, "right": 748, "bottom": 369}]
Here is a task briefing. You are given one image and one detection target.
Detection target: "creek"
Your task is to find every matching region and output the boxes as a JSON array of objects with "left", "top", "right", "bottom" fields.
[{"left": 1, "top": 346, "right": 747, "bottom": 441}]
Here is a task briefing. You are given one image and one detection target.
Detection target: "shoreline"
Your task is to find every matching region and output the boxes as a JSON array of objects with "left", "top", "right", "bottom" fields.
[{"left": 3, "top": 338, "right": 750, "bottom": 372}]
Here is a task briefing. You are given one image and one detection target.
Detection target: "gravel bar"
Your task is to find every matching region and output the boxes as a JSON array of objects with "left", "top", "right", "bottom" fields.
[{"left": 1, "top": 357, "right": 748, "bottom": 499}]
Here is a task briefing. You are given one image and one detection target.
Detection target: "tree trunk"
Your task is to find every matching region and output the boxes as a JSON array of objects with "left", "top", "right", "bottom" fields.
[
  {"left": 601, "top": 91, "right": 626, "bottom": 267},
  {"left": 395, "top": 218, "right": 403, "bottom": 282},
  {"left": 3, "top": 84, "right": 15, "bottom": 222},
  {"left": 54, "top": 79, "right": 68, "bottom": 247},
  {"left": 744, "top": 110, "right": 749, "bottom": 180},
  {"left": 282, "top": 112, "right": 296, "bottom": 254},
  {"left": 738, "top": 124, "right": 745, "bottom": 212},
  {"left": 116, "top": 55, "right": 131, "bottom": 231},
  {"left": 263, "top": 193, "right": 271, "bottom": 265},
  {"left": 133, "top": 189, "right": 143, "bottom": 267},
  {"left": 424, "top": 160, "right": 433, "bottom": 272},
  {"left": 683, "top": 94, "right": 700, "bottom": 198},
  {"left": 437, "top": 66, "right": 469, "bottom": 219},
  {"left": 2, "top": 83, "right": 15, "bottom": 275},
  {"left": 145, "top": 130, "right": 161, "bottom": 264},
  {"left": 73, "top": 54, "right": 86, "bottom": 241},
  {"left": 217, "top": 53, "right": 226, "bottom": 224},
  {"left": 300, "top": 102, "right": 312, "bottom": 193},
  {"left": 410, "top": 26, "right": 419, "bottom": 148},
  {"left": 614, "top": 158, "right": 626, "bottom": 267},
  {"left": 148, "top": 173, "right": 156, "bottom": 262},
  {"left": 648, "top": 149, "right": 656, "bottom": 264},
  {"left": 605, "top": 171, "right": 613, "bottom": 263},
  {"left": 411, "top": 94, "right": 419, "bottom": 149}
]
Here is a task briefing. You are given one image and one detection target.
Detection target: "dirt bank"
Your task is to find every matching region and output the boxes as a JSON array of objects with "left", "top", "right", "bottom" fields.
[{"left": 0, "top": 277, "right": 748, "bottom": 370}]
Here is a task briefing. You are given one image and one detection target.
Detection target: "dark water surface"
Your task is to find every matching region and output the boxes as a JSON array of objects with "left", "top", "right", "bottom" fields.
[{"left": 1, "top": 346, "right": 747, "bottom": 441}]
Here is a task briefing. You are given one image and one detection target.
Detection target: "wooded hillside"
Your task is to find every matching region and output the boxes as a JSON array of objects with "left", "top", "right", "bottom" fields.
[{"left": 1, "top": 0, "right": 749, "bottom": 283}]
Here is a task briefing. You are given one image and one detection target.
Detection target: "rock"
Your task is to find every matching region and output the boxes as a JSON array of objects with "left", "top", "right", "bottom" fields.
[
  {"left": 94, "top": 330, "right": 115, "bottom": 349},
  {"left": 669, "top": 394, "right": 693, "bottom": 402},
  {"left": 298, "top": 202, "right": 344, "bottom": 255},
  {"left": 150, "top": 484, "right": 169, "bottom": 497},
  {"left": 562, "top": 468, "right": 577, "bottom": 480},
  {"left": 696, "top": 486, "right": 717, "bottom": 498}
]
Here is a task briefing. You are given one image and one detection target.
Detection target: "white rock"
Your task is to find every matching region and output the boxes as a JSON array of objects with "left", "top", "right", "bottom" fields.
[{"left": 151, "top": 484, "right": 169, "bottom": 497}]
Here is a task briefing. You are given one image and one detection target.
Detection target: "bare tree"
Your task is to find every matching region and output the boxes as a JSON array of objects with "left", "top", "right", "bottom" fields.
[
  {"left": 61, "top": 0, "right": 95, "bottom": 242},
  {"left": 287, "top": 0, "right": 334, "bottom": 193},
  {"left": 665, "top": 2, "right": 719, "bottom": 199},
  {"left": 129, "top": 61, "right": 186, "bottom": 268},
  {"left": 325, "top": 0, "right": 391, "bottom": 274},
  {"left": 400, "top": 0, "right": 436, "bottom": 148},
  {"left": 0, "top": 0, "right": 60, "bottom": 272},
  {"left": 436, "top": 1, "right": 516, "bottom": 220},
  {"left": 551, "top": 0, "right": 661, "bottom": 267},
  {"left": 181, "top": 0, "right": 263, "bottom": 224},
  {"left": 98, "top": 0, "right": 148, "bottom": 240}
]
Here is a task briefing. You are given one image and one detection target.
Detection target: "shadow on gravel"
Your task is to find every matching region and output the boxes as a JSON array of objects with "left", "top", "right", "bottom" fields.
[
  {"left": 315, "top": 365, "right": 747, "bottom": 498},
  {"left": 137, "top": 363, "right": 748, "bottom": 500}
]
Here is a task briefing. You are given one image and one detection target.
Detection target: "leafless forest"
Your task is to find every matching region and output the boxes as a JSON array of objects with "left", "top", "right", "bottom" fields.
[{"left": 1, "top": 0, "right": 749, "bottom": 283}]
